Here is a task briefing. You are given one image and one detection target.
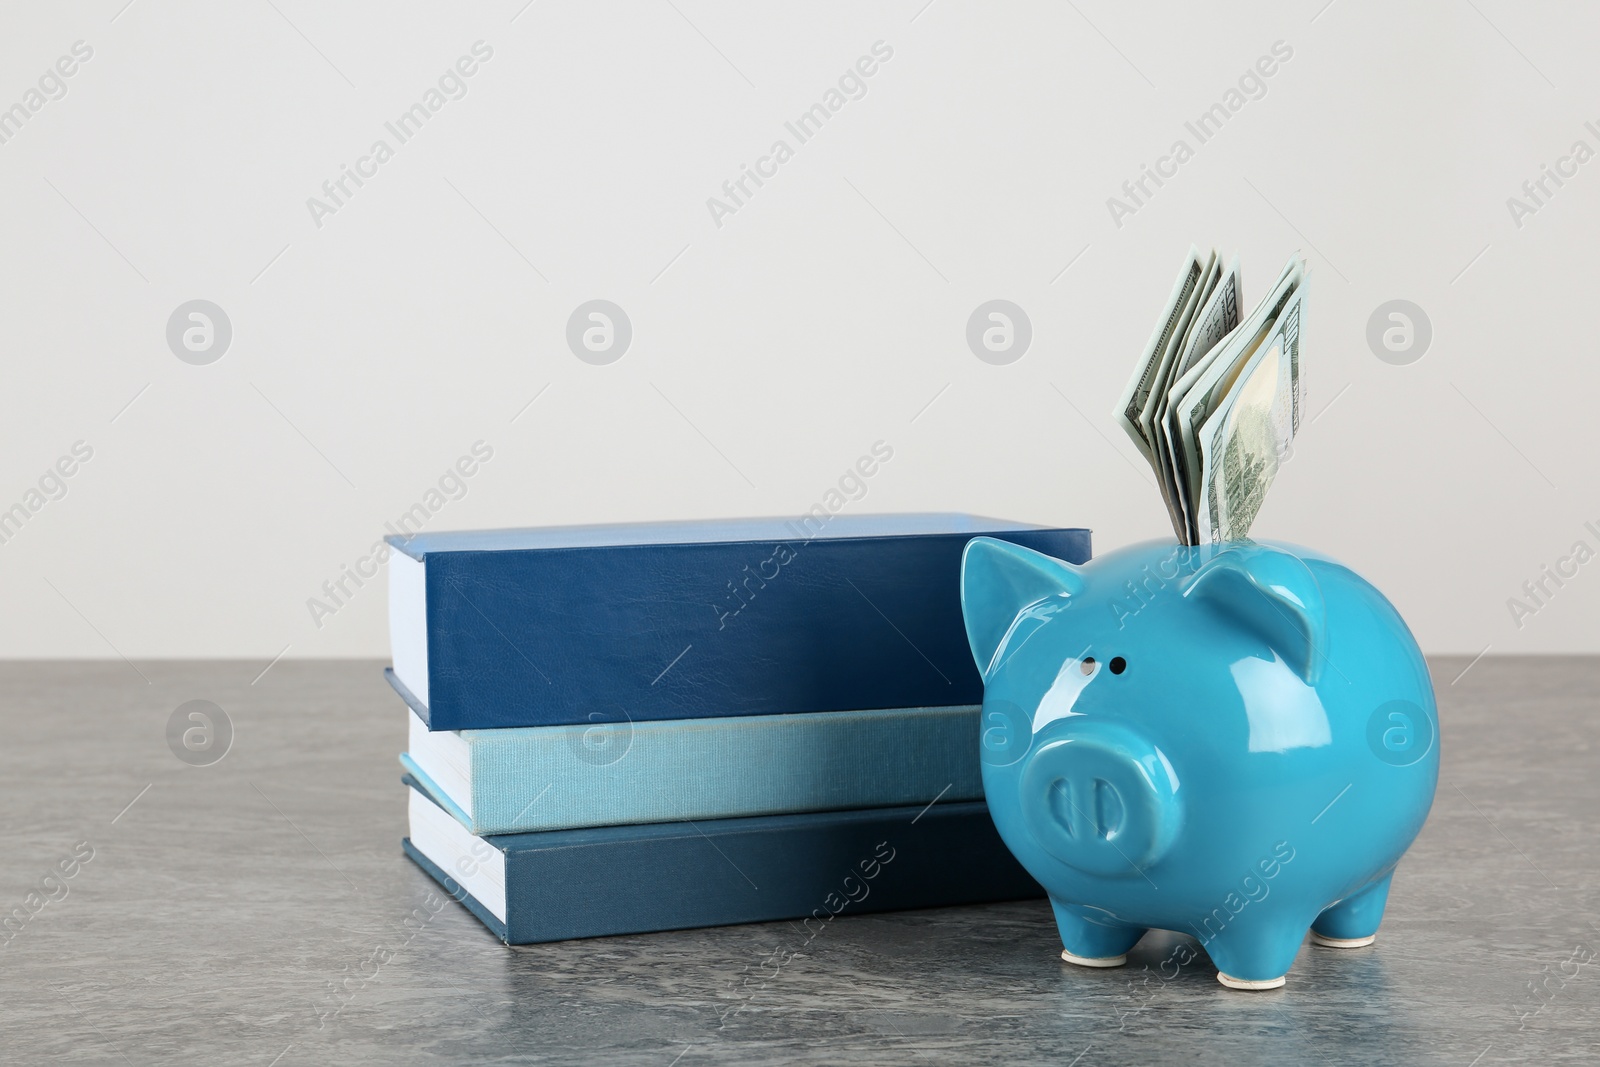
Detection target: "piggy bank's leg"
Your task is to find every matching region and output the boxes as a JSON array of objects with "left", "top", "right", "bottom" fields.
[
  {"left": 1310, "top": 871, "right": 1393, "bottom": 948},
  {"left": 1201, "top": 911, "right": 1310, "bottom": 990},
  {"left": 1050, "top": 899, "right": 1146, "bottom": 967}
]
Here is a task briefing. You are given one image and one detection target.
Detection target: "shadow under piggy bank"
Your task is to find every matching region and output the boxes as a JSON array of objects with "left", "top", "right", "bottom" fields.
[{"left": 960, "top": 537, "right": 1439, "bottom": 990}]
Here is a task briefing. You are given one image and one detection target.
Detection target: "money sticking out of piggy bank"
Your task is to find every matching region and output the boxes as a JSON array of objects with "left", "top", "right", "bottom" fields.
[{"left": 960, "top": 537, "right": 1439, "bottom": 990}]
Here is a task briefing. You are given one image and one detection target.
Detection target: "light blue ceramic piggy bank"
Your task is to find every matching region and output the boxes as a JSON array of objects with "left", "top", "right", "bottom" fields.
[{"left": 960, "top": 537, "right": 1439, "bottom": 990}]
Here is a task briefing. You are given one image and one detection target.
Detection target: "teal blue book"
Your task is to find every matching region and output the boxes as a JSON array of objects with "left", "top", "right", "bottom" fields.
[
  {"left": 401, "top": 703, "right": 983, "bottom": 836},
  {"left": 403, "top": 773, "right": 1043, "bottom": 946}
]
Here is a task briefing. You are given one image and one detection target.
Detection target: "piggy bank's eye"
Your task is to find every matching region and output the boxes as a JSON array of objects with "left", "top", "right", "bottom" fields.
[
  {"left": 1079, "top": 657, "right": 1096, "bottom": 676},
  {"left": 1109, "top": 656, "right": 1127, "bottom": 675}
]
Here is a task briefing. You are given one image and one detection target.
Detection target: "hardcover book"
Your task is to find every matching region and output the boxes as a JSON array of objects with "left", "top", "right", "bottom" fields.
[
  {"left": 402, "top": 774, "right": 1044, "bottom": 946},
  {"left": 401, "top": 702, "right": 983, "bottom": 835},
  {"left": 387, "top": 513, "right": 1091, "bottom": 730}
]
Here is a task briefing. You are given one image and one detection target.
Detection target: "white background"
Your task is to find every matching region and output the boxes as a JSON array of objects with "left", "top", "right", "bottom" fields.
[{"left": 1, "top": 0, "right": 1594, "bottom": 662}]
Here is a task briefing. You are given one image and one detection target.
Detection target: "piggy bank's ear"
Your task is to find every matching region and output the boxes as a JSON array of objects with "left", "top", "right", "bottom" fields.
[
  {"left": 961, "top": 537, "right": 1085, "bottom": 678},
  {"left": 1184, "top": 544, "right": 1326, "bottom": 684}
]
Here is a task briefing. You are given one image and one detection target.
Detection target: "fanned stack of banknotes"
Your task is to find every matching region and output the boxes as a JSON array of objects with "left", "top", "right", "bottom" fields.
[{"left": 1115, "top": 247, "right": 1308, "bottom": 545}]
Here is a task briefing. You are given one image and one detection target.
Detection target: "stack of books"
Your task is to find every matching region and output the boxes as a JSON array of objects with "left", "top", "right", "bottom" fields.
[{"left": 388, "top": 513, "right": 1091, "bottom": 944}]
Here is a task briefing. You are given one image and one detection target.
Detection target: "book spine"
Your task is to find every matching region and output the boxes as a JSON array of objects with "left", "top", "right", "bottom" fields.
[
  {"left": 463, "top": 705, "right": 984, "bottom": 834},
  {"left": 423, "top": 529, "right": 1090, "bottom": 730},
  {"left": 402, "top": 801, "right": 1043, "bottom": 945}
]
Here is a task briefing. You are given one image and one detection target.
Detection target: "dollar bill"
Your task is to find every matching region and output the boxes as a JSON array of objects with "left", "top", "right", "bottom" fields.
[
  {"left": 1157, "top": 255, "right": 1240, "bottom": 541},
  {"left": 1141, "top": 250, "right": 1217, "bottom": 537},
  {"left": 1118, "top": 247, "right": 1308, "bottom": 546},
  {"left": 1197, "top": 282, "right": 1305, "bottom": 542},
  {"left": 1169, "top": 255, "right": 1302, "bottom": 535},
  {"left": 1115, "top": 246, "right": 1204, "bottom": 464}
]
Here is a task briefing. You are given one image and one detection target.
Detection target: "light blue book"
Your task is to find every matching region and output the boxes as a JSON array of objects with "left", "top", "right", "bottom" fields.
[{"left": 401, "top": 704, "right": 982, "bottom": 835}]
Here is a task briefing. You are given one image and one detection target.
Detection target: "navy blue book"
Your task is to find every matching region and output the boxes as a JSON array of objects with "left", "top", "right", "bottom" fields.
[
  {"left": 387, "top": 513, "right": 1090, "bottom": 730},
  {"left": 402, "top": 773, "right": 1043, "bottom": 945}
]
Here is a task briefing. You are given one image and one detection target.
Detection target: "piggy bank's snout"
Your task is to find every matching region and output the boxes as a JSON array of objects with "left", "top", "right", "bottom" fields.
[{"left": 1019, "top": 722, "right": 1183, "bottom": 878}]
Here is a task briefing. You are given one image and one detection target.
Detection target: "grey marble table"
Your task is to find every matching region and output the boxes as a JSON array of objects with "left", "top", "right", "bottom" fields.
[{"left": 0, "top": 658, "right": 1595, "bottom": 1065}]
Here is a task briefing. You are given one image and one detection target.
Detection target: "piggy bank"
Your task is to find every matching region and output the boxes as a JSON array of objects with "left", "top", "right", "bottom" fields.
[{"left": 960, "top": 537, "right": 1439, "bottom": 990}]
